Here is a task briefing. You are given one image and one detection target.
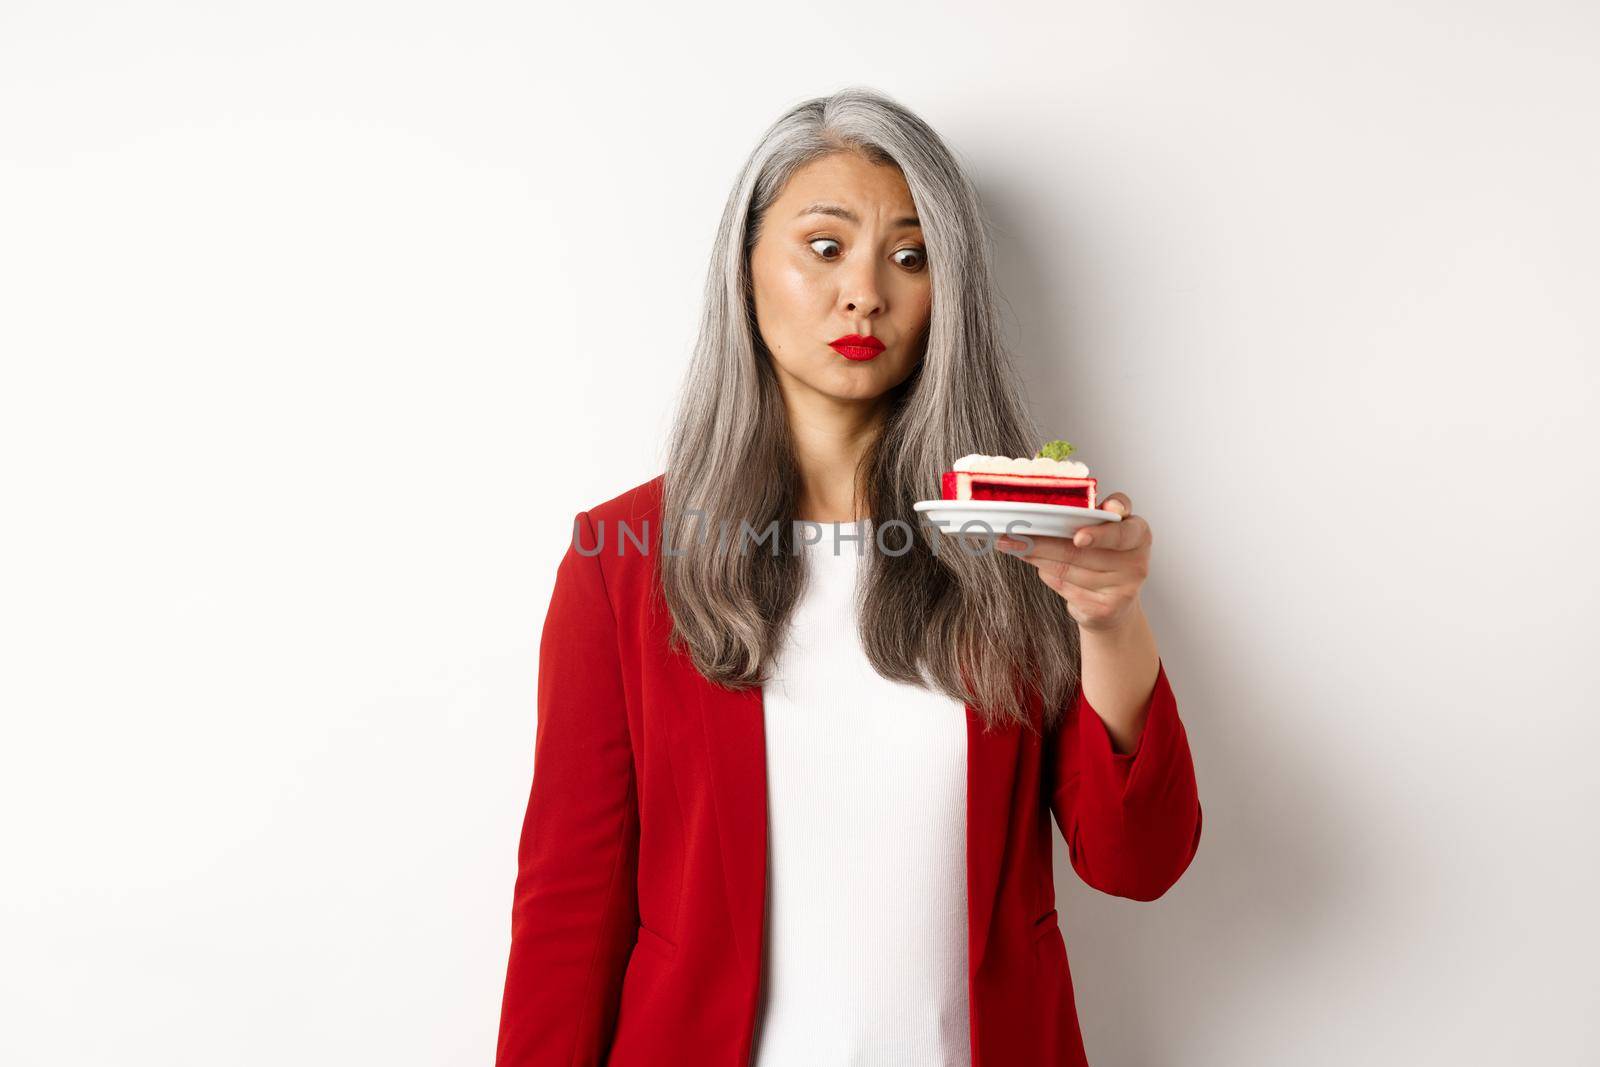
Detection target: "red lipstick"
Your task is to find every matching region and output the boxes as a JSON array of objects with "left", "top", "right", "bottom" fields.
[{"left": 829, "top": 334, "right": 886, "bottom": 361}]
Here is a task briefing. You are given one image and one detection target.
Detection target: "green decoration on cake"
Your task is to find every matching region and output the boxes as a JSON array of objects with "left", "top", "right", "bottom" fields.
[{"left": 1035, "top": 439, "right": 1076, "bottom": 461}]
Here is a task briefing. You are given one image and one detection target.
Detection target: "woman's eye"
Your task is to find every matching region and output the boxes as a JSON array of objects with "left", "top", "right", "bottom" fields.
[
  {"left": 894, "top": 247, "right": 927, "bottom": 271},
  {"left": 808, "top": 237, "right": 842, "bottom": 260}
]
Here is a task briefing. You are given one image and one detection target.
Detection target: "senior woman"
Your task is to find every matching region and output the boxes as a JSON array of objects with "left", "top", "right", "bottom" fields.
[{"left": 496, "top": 86, "right": 1203, "bottom": 1067}]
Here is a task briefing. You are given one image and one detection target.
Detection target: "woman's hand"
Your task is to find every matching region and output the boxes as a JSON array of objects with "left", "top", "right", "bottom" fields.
[{"left": 996, "top": 492, "right": 1151, "bottom": 634}]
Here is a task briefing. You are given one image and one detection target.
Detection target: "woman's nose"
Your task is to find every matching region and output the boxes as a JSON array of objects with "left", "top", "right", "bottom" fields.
[{"left": 842, "top": 268, "right": 885, "bottom": 315}]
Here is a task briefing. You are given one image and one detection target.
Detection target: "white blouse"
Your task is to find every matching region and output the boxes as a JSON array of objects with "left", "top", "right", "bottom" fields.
[{"left": 750, "top": 521, "right": 972, "bottom": 1067}]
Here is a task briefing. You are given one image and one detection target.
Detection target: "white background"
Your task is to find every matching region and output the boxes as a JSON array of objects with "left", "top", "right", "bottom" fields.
[{"left": 3, "top": 2, "right": 1596, "bottom": 1064}]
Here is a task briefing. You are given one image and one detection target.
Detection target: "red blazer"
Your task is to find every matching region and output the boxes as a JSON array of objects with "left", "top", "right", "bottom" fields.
[{"left": 496, "top": 474, "right": 1203, "bottom": 1067}]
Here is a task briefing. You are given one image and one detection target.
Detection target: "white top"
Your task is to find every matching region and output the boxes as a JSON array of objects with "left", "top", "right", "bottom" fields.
[{"left": 750, "top": 521, "right": 972, "bottom": 1067}]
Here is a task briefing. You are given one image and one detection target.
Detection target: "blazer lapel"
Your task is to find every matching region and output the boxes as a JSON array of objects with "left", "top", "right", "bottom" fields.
[
  {"left": 965, "top": 703, "right": 1026, "bottom": 974},
  {"left": 697, "top": 677, "right": 768, "bottom": 978}
]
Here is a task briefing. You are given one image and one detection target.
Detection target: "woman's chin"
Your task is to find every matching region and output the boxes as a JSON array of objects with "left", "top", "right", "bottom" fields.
[{"left": 819, "top": 371, "right": 901, "bottom": 402}]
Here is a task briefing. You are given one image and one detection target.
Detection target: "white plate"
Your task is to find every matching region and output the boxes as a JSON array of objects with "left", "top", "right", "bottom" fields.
[{"left": 912, "top": 498, "right": 1123, "bottom": 540}]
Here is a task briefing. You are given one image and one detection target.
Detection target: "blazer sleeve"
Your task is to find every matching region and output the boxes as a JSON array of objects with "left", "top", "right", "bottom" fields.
[
  {"left": 1044, "top": 658, "right": 1203, "bottom": 901},
  {"left": 496, "top": 510, "right": 640, "bottom": 1066}
]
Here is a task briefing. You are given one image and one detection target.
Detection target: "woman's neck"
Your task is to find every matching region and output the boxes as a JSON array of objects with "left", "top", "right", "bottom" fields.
[{"left": 786, "top": 397, "right": 885, "bottom": 524}]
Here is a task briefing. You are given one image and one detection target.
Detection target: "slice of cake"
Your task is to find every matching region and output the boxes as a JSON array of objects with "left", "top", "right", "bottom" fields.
[{"left": 940, "top": 439, "right": 1098, "bottom": 509}]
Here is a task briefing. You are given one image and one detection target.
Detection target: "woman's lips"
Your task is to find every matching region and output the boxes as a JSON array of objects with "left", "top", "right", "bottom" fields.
[{"left": 829, "top": 335, "right": 886, "bottom": 361}]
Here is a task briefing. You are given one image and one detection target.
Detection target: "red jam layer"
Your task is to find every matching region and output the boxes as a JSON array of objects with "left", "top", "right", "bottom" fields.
[{"left": 940, "top": 470, "right": 1097, "bottom": 508}]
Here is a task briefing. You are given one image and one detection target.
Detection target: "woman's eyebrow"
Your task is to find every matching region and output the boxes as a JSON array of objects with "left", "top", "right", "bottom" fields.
[{"left": 796, "top": 201, "right": 921, "bottom": 229}]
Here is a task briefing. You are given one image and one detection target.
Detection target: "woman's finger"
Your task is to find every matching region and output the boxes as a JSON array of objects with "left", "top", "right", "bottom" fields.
[
  {"left": 1073, "top": 491, "right": 1131, "bottom": 548},
  {"left": 1018, "top": 553, "right": 1124, "bottom": 591},
  {"left": 1036, "top": 566, "right": 1122, "bottom": 605},
  {"left": 1074, "top": 512, "right": 1150, "bottom": 552},
  {"left": 1100, "top": 492, "right": 1133, "bottom": 516},
  {"left": 997, "top": 535, "right": 1122, "bottom": 573}
]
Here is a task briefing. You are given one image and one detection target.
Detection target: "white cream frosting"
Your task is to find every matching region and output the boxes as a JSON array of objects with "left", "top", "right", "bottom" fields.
[{"left": 951, "top": 452, "right": 1090, "bottom": 477}]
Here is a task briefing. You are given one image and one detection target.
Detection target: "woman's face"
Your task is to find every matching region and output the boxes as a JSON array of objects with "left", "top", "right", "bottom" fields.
[{"left": 749, "top": 152, "right": 932, "bottom": 406}]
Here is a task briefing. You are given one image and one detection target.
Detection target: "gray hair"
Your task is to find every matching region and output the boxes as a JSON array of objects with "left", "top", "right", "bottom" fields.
[{"left": 657, "top": 85, "right": 1080, "bottom": 733}]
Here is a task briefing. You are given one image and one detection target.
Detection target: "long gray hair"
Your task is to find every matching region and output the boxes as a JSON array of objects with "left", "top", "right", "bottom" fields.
[{"left": 657, "top": 85, "right": 1080, "bottom": 733}]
